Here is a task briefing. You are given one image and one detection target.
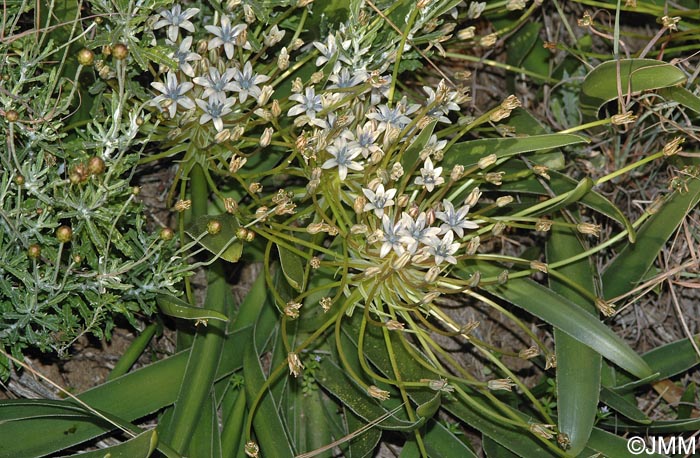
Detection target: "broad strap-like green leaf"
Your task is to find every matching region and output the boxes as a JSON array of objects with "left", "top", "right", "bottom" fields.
[
  {"left": 157, "top": 294, "right": 228, "bottom": 323},
  {"left": 580, "top": 58, "right": 687, "bottom": 121},
  {"left": 64, "top": 429, "right": 158, "bottom": 458},
  {"left": 548, "top": 221, "right": 601, "bottom": 456},
  {"left": 480, "top": 271, "right": 653, "bottom": 379},
  {"left": 444, "top": 133, "right": 589, "bottom": 169},
  {"left": 185, "top": 213, "right": 243, "bottom": 263},
  {"left": 243, "top": 337, "right": 296, "bottom": 458},
  {"left": 602, "top": 173, "right": 700, "bottom": 300}
]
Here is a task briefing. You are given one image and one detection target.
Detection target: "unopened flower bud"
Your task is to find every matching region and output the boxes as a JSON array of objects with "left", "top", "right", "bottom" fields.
[
  {"left": 397, "top": 194, "right": 409, "bottom": 208},
  {"left": 224, "top": 197, "right": 239, "bottom": 214},
  {"left": 87, "top": 156, "right": 105, "bottom": 175},
  {"left": 249, "top": 182, "right": 263, "bottom": 193},
  {"left": 465, "top": 236, "right": 480, "bottom": 255},
  {"left": 278, "top": 47, "right": 289, "bottom": 70},
  {"left": 173, "top": 200, "right": 191, "bottom": 212},
  {"left": 354, "top": 196, "right": 366, "bottom": 214},
  {"left": 451, "top": 164, "right": 465, "bottom": 181},
  {"left": 112, "top": 43, "right": 128, "bottom": 60},
  {"left": 271, "top": 99, "right": 281, "bottom": 118},
  {"left": 257, "top": 85, "right": 273, "bottom": 106},
  {"left": 545, "top": 353, "right": 557, "bottom": 370},
  {"left": 496, "top": 196, "right": 513, "bottom": 207},
  {"left": 260, "top": 127, "right": 274, "bottom": 147},
  {"left": 319, "top": 296, "right": 332, "bottom": 311},
  {"left": 291, "top": 77, "right": 303, "bottom": 93},
  {"left": 27, "top": 244, "right": 41, "bottom": 259},
  {"left": 535, "top": 219, "right": 552, "bottom": 232},
  {"left": 478, "top": 154, "right": 498, "bottom": 170},
  {"left": 530, "top": 260, "right": 548, "bottom": 273},
  {"left": 385, "top": 319, "right": 404, "bottom": 331},
  {"left": 424, "top": 266, "right": 440, "bottom": 283},
  {"left": 4, "top": 109, "right": 19, "bottom": 123},
  {"left": 488, "top": 378, "right": 515, "bottom": 392},
  {"left": 464, "top": 187, "right": 482, "bottom": 207},
  {"left": 492, "top": 222, "right": 506, "bottom": 236},
  {"left": 215, "top": 129, "right": 231, "bottom": 143},
  {"left": 457, "top": 26, "right": 476, "bottom": 40},
  {"left": 288, "top": 352, "right": 304, "bottom": 377},
  {"left": 497, "top": 269, "right": 509, "bottom": 284},
  {"left": 519, "top": 346, "right": 540, "bottom": 359},
  {"left": 392, "top": 251, "right": 412, "bottom": 270},
  {"left": 577, "top": 222, "right": 600, "bottom": 237},
  {"left": 367, "top": 385, "right": 390, "bottom": 401}
]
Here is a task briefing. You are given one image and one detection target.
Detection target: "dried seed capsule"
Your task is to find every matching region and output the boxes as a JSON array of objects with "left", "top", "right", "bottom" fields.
[
  {"left": 4, "top": 109, "right": 19, "bottom": 122},
  {"left": 56, "top": 225, "right": 73, "bottom": 243},
  {"left": 27, "top": 244, "right": 41, "bottom": 259},
  {"left": 112, "top": 43, "right": 128, "bottom": 60},
  {"left": 87, "top": 156, "right": 105, "bottom": 175},
  {"left": 159, "top": 227, "right": 175, "bottom": 241},
  {"left": 77, "top": 48, "right": 95, "bottom": 66},
  {"left": 207, "top": 220, "right": 222, "bottom": 235}
]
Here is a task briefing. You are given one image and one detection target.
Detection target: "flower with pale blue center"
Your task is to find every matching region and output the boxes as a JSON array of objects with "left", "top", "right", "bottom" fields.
[
  {"left": 380, "top": 214, "right": 406, "bottom": 258},
  {"left": 151, "top": 71, "right": 194, "bottom": 118},
  {"left": 414, "top": 157, "right": 444, "bottom": 192},
  {"left": 229, "top": 62, "right": 270, "bottom": 103},
  {"left": 435, "top": 199, "right": 479, "bottom": 238},
  {"left": 153, "top": 5, "right": 199, "bottom": 42},
  {"left": 288, "top": 87, "right": 323, "bottom": 119},
  {"left": 399, "top": 212, "right": 440, "bottom": 253},
  {"left": 193, "top": 67, "right": 237, "bottom": 100},
  {"left": 363, "top": 184, "right": 396, "bottom": 218},
  {"left": 195, "top": 94, "right": 235, "bottom": 132},
  {"left": 427, "top": 231, "right": 460, "bottom": 265},
  {"left": 205, "top": 16, "right": 247, "bottom": 59},
  {"left": 321, "top": 134, "right": 363, "bottom": 181},
  {"left": 169, "top": 36, "right": 200, "bottom": 78}
]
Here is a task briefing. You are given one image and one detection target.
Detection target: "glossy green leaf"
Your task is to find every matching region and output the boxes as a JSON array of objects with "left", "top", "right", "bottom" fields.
[
  {"left": 315, "top": 358, "right": 420, "bottom": 431},
  {"left": 607, "top": 334, "right": 700, "bottom": 393},
  {"left": 345, "top": 407, "right": 381, "bottom": 458},
  {"left": 443, "top": 398, "right": 561, "bottom": 458},
  {"left": 658, "top": 86, "right": 700, "bottom": 114},
  {"left": 444, "top": 133, "right": 589, "bottom": 169},
  {"left": 185, "top": 214, "right": 243, "bottom": 263},
  {"left": 586, "top": 428, "right": 665, "bottom": 458},
  {"left": 157, "top": 294, "right": 228, "bottom": 323},
  {"left": 483, "top": 436, "right": 520, "bottom": 458},
  {"left": 481, "top": 272, "right": 653, "bottom": 379},
  {"left": 401, "top": 420, "right": 477, "bottom": 458},
  {"left": 580, "top": 58, "right": 686, "bottom": 120},
  {"left": 243, "top": 338, "right": 295, "bottom": 458},
  {"left": 599, "top": 387, "right": 651, "bottom": 424},
  {"left": 602, "top": 174, "right": 700, "bottom": 300},
  {"left": 278, "top": 244, "right": 307, "bottom": 292},
  {"left": 677, "top": 382, "right": 695, "bottom": 420},
  {"left": 64, "top": 429, "right": 158, "bottom": 458},
  {"left": 108, "top": 323, "right": 158, "bottom": 380},
  {"left": 401, "top": 119, "right": 437, "bottom": 170},
  {"left": 159, "top": 263, "right": 231, "bottom": 453},
  {"left": 500, "top": 169, "right": 636, "bottom": 241},
  {"left": 548, "top": 221, "right": 601, "bottom": 456}
]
